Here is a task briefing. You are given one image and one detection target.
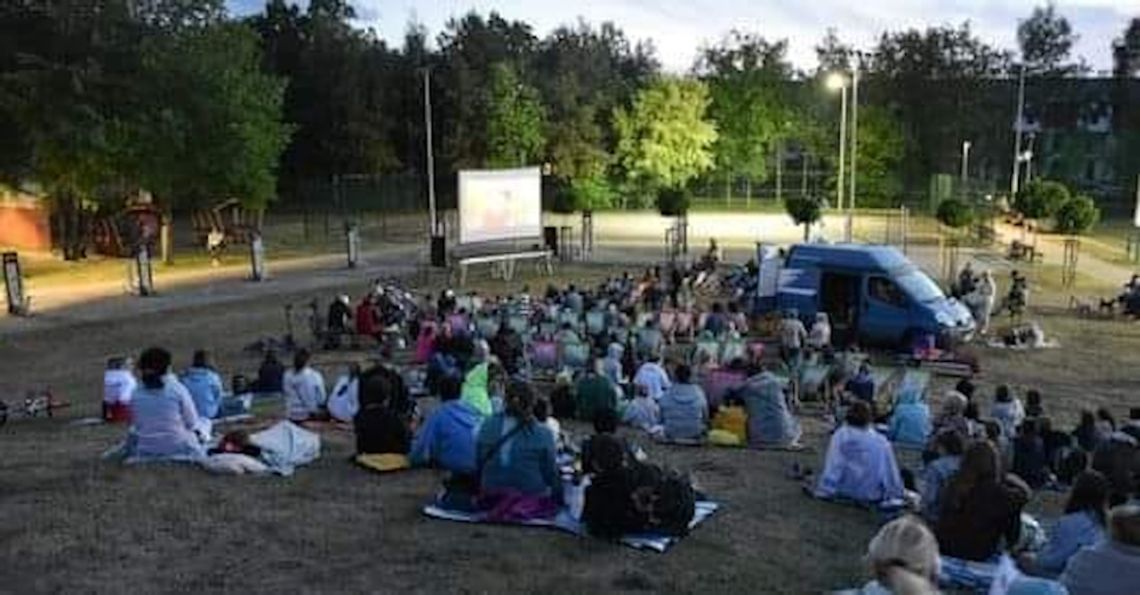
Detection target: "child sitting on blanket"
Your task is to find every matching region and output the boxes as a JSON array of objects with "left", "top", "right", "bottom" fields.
[{"left": 354, "top": 365, "right": 413, "bottom": 456}]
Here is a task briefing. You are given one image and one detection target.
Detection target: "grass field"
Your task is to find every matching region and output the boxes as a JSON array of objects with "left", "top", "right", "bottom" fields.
[{"left": 1, "top": 261, "right": 1138, "bottom": 593}]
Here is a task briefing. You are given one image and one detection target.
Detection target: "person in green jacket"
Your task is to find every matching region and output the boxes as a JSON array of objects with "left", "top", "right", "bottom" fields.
[
  {"left": 462, "top": 340, "right": 493, "bottom": 417},
  {"left": 575, "top": 359, "right": 619, "bottom": 423}
]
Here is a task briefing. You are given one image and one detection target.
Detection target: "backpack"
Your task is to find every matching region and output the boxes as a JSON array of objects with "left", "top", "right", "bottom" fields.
[{"left": 584, "top": 461, "right": 696, "bottom": 539}]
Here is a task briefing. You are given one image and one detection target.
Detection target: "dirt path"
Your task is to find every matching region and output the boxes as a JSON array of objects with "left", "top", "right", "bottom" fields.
[{"left": 992, "top": 221, "right": 1136, "bottom": 286}]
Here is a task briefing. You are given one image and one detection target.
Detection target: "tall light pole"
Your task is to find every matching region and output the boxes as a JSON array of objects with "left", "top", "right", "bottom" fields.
[
  {"left": 827, "top": 73, "right": 849, "bottom": 241},
  {"left": 422, "top": 68, "right": 438, "bottom": 237},
  {"left": 961, "top": 141, "right": 972, "bottom": 184},
  {"left": 847, "top": 61, "right": 859, "bottom": 242},
  {"left": 1010, "top": 65, "right": 1026, "bottom": 198}
]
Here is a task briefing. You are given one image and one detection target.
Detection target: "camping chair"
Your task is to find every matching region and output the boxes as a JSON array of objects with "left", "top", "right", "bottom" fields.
[
  {"left": 455, "top": 295, "right": 476, "bottom": 314},
  {"left": 658, "top": 310, "right": 678, "bottom": 343},
  {"left": 507, "top": 314, "right": 529, "bottom": 337},
  {"left": 585, "top": 310, "right": 606, "bottom": 337},
  {"left": 559, "top": 309, "right": 580, "bottom": 331},
  {"left": 560, "top": 340, "right": 591, "bottom": 371},
  {"left": 538, "top": 321, "right": 558, "bottom": 339},
  {"left": 720, "top": 338, "right": 746, "bottom": 363},
  {"left": 474, "top": 315, "right": 501, "bottom": 339},
  {"left": 692, "top": 337, "right": 721, "bottom": 366},
  {"left": 798, "top": 363, "right": 832, "bottom": 403},
  {"left": 674, "top": 310, "right": 695, "bottom": 342},
  {"left": 446, "top": 313, "right": 470, "bottom": 337},
  {"left": 635, "top": 327, "right": 664, "bottom": 360},
  {"left": 528, "top": 340, "right": 559, "bottom": 376}
]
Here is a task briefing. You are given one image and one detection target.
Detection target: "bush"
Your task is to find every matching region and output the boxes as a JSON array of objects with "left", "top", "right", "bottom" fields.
[
  {"left": 785, "top": 196, "right": 823, "bottom": 241},
  {"left": 657, "top": 186, "right": 690, "bottom": 217},
  {"left": 1014, "top": 179, "right": 1069, "bottom": 220},
  {"left": 936, "top": 197, "right": 974, "bottom": 229},
  {"left": 1053, "top": 194, "right": 1100, "bottom": 235}
]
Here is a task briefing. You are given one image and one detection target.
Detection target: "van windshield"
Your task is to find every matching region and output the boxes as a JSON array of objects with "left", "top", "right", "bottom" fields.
[{"left": 895, "top": 270, "right": 945, "bottom": 303}]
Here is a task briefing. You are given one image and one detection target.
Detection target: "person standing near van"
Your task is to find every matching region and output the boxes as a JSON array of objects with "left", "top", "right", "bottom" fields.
[{"left": 779, "top": 310, "right": 808, "bottom": 371}]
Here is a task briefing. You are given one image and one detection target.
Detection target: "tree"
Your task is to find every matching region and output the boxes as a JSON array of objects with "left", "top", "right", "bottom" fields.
[
  {"left": 848, "top": 106, "right": 906, "bottom": 207},
  {"left": 1053, "top": 194, "right": 1099, "bottom": 234},
  {"left": 1017, "top": 3, "right": 1084, "bottom": 76},
  {"left": 485, "top": 62, "right": 545, "bottom": 168},
  {"left": 936, "top": 197, "right": 974, "bottom": 229},
  {"left": 1014, "top": 179, "right": 1069, "bottom": 220},
  {"left": 697, "top": 32, "right": 795, "bottom": 201},
  {"left": 656, "top": 186, "right": 691, "bottom": 217},
  {"left": 815, "top": 28, "right": 852, "bottom": 75},
  {"left": 785, "top": 196, "right": 822, "bottom": 241},
  {"left": 1112, "top": 18, "right": 1140, "bottom": 78},
  {"left": 614, "top": 77, "right": 717, "bottom": 205}
]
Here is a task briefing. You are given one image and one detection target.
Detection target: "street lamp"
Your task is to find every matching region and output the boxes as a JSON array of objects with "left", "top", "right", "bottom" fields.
[
  {"left": 826, "top": 72, "right": 853, "bottom": 241},
  {"left": 961, "top": 141, "right": 972, "bottom": 184}
]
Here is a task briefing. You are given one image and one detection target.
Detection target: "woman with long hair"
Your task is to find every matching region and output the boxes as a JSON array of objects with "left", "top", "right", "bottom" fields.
[
  {"left": 848, "top": 515, "right": 941, "bottom": 595},
  {"left": 283, "top": 349, "right": 326, "bottom": 422},
  {"left": 127, "top": 347, "right": 206, "bottom": 461},
  {"left": 935, "top": 440, "right": 1031, "bottom": 562},
  {"left": 475, "top": 380, "right": 561, "bottom": 519},
  {"left": 1029, "top": 470, "right": 1109, "bottom": 577}
]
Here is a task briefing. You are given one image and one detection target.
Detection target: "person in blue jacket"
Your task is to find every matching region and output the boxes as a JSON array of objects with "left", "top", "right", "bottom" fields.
[
  {"left": 410, "top": 376, "right": 480, "bottom": 475},
  {"left": 180, "top": 350, "right": 225, "bottom": 419},
  {"left": 1027, "top": 470, "right": 1109, "bottom": 578},
  {"left": 887, "top": 386, "right": 932, "bottom": 448}
]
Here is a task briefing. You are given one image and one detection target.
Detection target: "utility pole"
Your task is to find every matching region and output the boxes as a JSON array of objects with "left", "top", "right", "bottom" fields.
[
  {"left": 423, "top": 68, "right": 437, "bottom": 237},
  {"left": 1011, "top": 65, "right": 1026, "bottom": 197},
  {"left": 837, "top": 84, "right": 847, "bottom": 216},
  {"left": 849, "top": 63, "right": 859, "bottom": 213}
]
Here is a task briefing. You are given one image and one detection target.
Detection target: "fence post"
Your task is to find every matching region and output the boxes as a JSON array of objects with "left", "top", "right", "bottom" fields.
[
  {"left": 901, "top": 206, "right": 909, "bottom": 255},
  {"left": 3, "top": 251, "right": 29, "bottom": 315}
]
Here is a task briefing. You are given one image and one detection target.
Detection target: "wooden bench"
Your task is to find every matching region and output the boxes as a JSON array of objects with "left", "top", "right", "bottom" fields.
[{"left": 452, "top": 249, "right": 553, "bottom": 286}]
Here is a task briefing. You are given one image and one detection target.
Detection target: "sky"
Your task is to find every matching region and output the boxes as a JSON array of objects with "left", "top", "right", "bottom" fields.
[{"left": 228, "top": 0, "right": 1138, "bottom": 74}]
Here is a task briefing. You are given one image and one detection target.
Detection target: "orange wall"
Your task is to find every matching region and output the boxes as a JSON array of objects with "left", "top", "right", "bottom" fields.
[{"left": 0, "top": 204, "right": 51, "bottom": 250}]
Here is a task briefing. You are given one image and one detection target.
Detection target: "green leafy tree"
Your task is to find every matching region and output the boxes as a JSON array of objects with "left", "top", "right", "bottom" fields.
[
  {"left": 697, "top": 32, "right": 795, "bottom": 201},
  {"left": 1017, "top": 3, "right": 1085, "bottom": 76},
  {"left": 1053, "top": 194, "right": 1099, "bottom": 234},
  {"left": 1014, "top": 179, "right": 1069, "bottom": 220},
  {"left": 1114, "top": 18, "right": 1140, "bottom": 78},
  {"left": 614, "top": 77, "right": 717, "bottom": 206},
  {"left": 785, "top": 196, "right": 822, "bottom": 241},
  {"left": 936, "top": 197, "right": 974, "bottom": 229},
  {"left": 485, "top": 62, "right": 546, "bottom": 168},
  {"left": 849, "top": 106, "right": 906, "bottom": 207},
  {"left": 656, "top": 186, "right": 691, "bottom": 217}
]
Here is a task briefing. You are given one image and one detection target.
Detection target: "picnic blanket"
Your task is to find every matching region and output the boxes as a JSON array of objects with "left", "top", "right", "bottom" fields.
[{"left": 422, "top": 500, "right": 720, "bottom": 553}]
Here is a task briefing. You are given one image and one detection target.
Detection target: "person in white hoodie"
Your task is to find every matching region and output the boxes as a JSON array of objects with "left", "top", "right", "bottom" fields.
[
  {"left": 633, "top": 353, "right": 671, "bottom": 402},
  {"left": 283, "top": 349, "right": 327, "bottom": 422},
  {"left": 103, "top": 356, "right": 137, "bottom": 423},
  {"left": 327, "top": 363, "right": 361, "bottom": 423},
  {"left": 659, "top": 364, "right": 709, "bottom": 442}
]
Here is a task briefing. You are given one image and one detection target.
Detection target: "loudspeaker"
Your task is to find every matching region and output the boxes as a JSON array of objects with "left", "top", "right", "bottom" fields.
[
  {"left": 430, "top": 235, "right": 446, "bottom": 267},
  {"left": 543, "top": 226, "right": 558, "bottom": 255}
]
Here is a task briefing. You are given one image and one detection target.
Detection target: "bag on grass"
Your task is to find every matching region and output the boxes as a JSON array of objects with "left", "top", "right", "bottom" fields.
[{"left": 584, "top": 460, "right": 696, "bottom": 539}]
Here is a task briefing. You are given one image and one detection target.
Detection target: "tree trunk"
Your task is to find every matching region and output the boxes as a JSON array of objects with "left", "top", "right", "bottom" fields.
[
  {"left": 725, "top": 172, "right": 731, "bottom": 206},
  {"left": 58, "top": 194, "right": 81, "bottom": 261},
  {"left": 161, "top": 211, "right": 173, "bottom": 265},
  {"left": 803, "top": 222, "right": 811, "bottom": 242},
  {"left": 745, "top": 177, "right": 752, "bottom": 206}
]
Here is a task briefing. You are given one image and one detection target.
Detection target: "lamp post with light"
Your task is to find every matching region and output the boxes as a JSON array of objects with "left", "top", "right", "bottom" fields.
[{"left": 826, "top": 73, "right": 855, "bottom": 241}]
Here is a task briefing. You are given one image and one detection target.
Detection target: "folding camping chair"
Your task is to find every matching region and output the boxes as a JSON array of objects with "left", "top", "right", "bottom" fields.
[
  {"left": 692, "top": 337, "right": 720, "bottom": 366},
  {"left": 585, "top": 310, "right": 606, "bottom": 337},
  {"left": 720, "top": 338, "right": 746, "bottom": 363},
  {"left": 635, "top": 326, "right": 664, "bottom": 360},
  {"left": 658, "top": 310, "right": 677, "bottom": 343},
  {"left": 560, "top": 340, "right": 591, "bottom": 371},
  {"left": 528, "top": 340, "right": 559, "bottom": 376},
  {"left": 674, "top": 310, "right": 695, "bottom": 343},
  {"left": 474, "top": 315, "right": 501, "bottom": 339}
]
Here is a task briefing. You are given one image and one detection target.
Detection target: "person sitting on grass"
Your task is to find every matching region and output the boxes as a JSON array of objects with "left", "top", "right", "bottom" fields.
[
  {"left": 1025, "top": 389, "right": 1044, "bottom": 419},
  {"left": 1012, "top": 418, "right": 1051, "bottom": 489},
  {"left": 807, "top": 312, "right": 832, "bottom": 354},
  {"left": 1073, "top": 409, "right": 1105, "bottom": 453},
  {"left": 622, "top": 384, "right": 662, "bottom": 435},
  {"left": 253, "top": 350, "right": 284, "bottom": 395},
  {"left": 103, "top": 356, "right": 137, "bottom": 423},
  {"left": 582, "top": 408, "right": 635, "bottom": 474},
  {"left": 842, "top": 515, "right": 941, "bottom": 595},
  {"left": 931, "top": 391, "right": 972, "bottom": 445},
  {"left": 283, "top": 349, "right": 327, "bottom": 422},
  {"left": 602, "top": 342, "right": 626, "bottom": 388},
  {"left": 180, "top": 350, "right": 224, "bottom": 420},
  {"left": 327, "top": 363, "right": 362, "bottom": 423},
  {"left": 921, "top": 430, "right": 966, "bottom": 522},
  {"left": 354, "top": 365, "right": 413, "bottom": 456},
  {"left": 633, "top": 353, "right": 671, "bottom": 402},
  {"left": 935, "top": 440, "right": 1031, "bottom": 563},
  {"left": 887, "top": 385, "right": 931, "bottom": 448},
  {"left": 1060, "top": 503, "right": 1140, "bottom": 594},
  {"left": 325, "top": 294, "right": 353, "bottom": 349},
  {"left": 736, "top": 363, "right": 802, "bottom": 449},
  {"left": 127, "top": 347, "right": 206, "bottom": 462},
  {"left": 575, "top": 358, "right": 619, "bottom": 423},
  {"left": 814, "top": 401, "right": 905, "bottom": 505},
  {"left": 844, "top": 363, "right": 875, "bottom": 407},
  {"left": 476, "top": 381, "right": 561, "bottom": 519},
  {"left": 991, "top": 384, "right": 1026, "bottom": 443},
  {"left": 658, "top": 364, "right": 709, "bottom": 443},
  {"left": 1022, "top": 470, "right": 1110, "bottom": 578},
  {"left": 409, "top": 376, "right": 478, "bottom": 475},
  {"left": 461, "top": 340, "right": 493, "bottom": 418}
]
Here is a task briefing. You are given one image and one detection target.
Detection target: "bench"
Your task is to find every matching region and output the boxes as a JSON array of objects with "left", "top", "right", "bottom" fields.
[{"left": 452, "top": 249, "right": 553, "bottom": 286}]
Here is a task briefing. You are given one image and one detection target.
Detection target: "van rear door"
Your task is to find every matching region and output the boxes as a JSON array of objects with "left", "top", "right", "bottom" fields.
[{"left": 859, "top": 274, "right": 911, "bottom": 346}]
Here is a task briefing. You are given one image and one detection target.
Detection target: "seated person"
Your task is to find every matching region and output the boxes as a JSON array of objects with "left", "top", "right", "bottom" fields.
[
  {"left": 581, "top": 434, "right": 640, "bottom": 539},
  {"left": 736, "top": 364, "right": 802, "bottom": 448},
  {"left": 1091, "top": 431, "right": 1140, "bottom": 507},
  {"left": 354, "top": 365, "right": 413, "bottom": 455},
  {"left": 575, "top": 360, "right": 619, "bottom": 423},
  {"left": 409, "top": 376, "right": 479, "bottom": 474},
  {"left": 581, "top": 408, "right": 642, "bottom": 474},
  {"left": 327, "top": 363, "right": 361, "bottom": 423},
  {"left": 490, "top": 324, "right": 524, "bottom": 376},
  {"left": 127, "top": 347, "right": 207, "bottom": 461},
  {"left": 460, "top": 340, "right": 493, "bottom": 417},
  {"left": 887, "top": 386, "right": 931, "bottom": 448},
  {"left": 1012, "top": 418, "right": 1050, "bottom": 489},
  {"left": 633, "top": 354, "right": 671, "bottom": 402},
  {"left": 703, "top": 303, "right": 727, "bottom": 336},
  {"left": 844, "top": 515, "right": 940, "bottom": 594},
  {"left": 930, "top": 390, "right": 973, "bottom": 444},
  {"left": 180, "top": 349, "right": 224, "bottom": 420},
  {"left": 621, "top": 385, "right": 661, "bottom": 434},
  {"left": 935, "top": 441, "right": 1031, "bottom": 562},
  {"left": 807, "top": 312, "right": 831, "bottom": 352},
  {"left": 103, "top": 356, "right": 137, "bottom": 423},
  {"left": 355, "top": 295, "right": 380, "bottom": 341},
  {"left": 1060, "top": 503, "right": 1140, "bottom": 594},
  {"left": 991, "top": 384, "right": 1026, "bottom": 442},
  {"left": 814, "top": 401, "right": 905, "bottom": 504},
  {"left": 1025, "top": 389, "right": 1044, "bottom": 419},
  {"left": 658, "top": 364, "right": 709, "bottom": 442},
  {"left": 283, "top": 349, "right": 327, "bottom": 422},
  {"left": 556, "top": 322, "right": 581, "bottom": 346},
  {"left": 325, "top": 294, "right": 353, "bottom": 348},
  {"left": 844, "top": 364, "right": 875, "bottom": 405},
  {"left": 252, "top": 350, "right": 284, "bottom": 395},
  {"left": 1024, "top": 471, "right": 1109, "bottom": 578},
  {"left": 921, "top": 430, "right": 966, "bottom": 522},
  {"left": 602, "top": 343, "right": 626, "bottom": 387},
  {"left": 549, "top": 371, "right": 576, "bottom": 420},
  {"left": 476, "top": 381, "right": 561, "bottom": 511}
]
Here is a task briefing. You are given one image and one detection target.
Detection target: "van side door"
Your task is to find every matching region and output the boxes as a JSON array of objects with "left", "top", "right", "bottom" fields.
[{"left": 859, "top": 275, "right": 911, "bottom": 346}]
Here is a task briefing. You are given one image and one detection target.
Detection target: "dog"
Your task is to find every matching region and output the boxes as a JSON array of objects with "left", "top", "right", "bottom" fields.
[
  {"left": 1099, "top": 297, "right": 1117, "bottom": 315},
  {"left": 1069, "top": 296, "right": 1094, "bottom": 317}
]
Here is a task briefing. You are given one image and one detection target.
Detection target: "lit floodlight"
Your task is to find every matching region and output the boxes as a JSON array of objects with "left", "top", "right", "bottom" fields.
[{"left": 825, "top": 72, "right": 847, "bottom": 91}]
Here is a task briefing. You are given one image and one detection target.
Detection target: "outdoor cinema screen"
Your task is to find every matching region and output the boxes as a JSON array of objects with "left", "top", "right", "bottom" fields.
[{"left": 458, "top": 167, "right": 542, "bottom": 244}]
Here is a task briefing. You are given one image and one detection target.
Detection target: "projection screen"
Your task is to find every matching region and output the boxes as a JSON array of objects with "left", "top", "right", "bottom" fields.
[{"left": 458, "top": 167, "right": 542, "bottom": 244}]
